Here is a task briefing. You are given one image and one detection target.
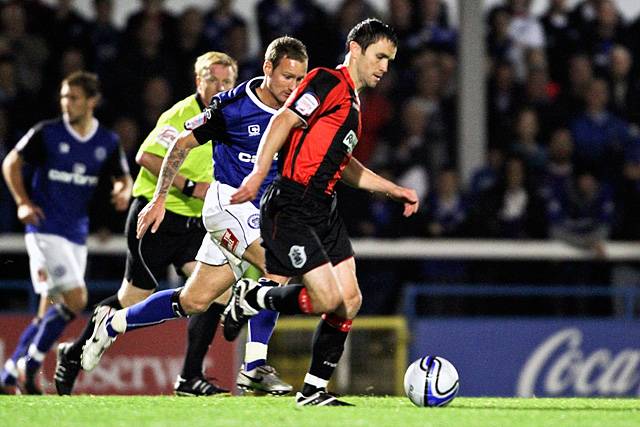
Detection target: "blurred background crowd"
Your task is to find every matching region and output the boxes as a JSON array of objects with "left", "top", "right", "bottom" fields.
[{"left": 1, "top": 0, "right": 640, "bottom": 314}]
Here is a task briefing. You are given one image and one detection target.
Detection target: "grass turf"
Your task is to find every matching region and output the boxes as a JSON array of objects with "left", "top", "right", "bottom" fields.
[{"left": 0, "top": 396, "right": 638, "bottom": 427}]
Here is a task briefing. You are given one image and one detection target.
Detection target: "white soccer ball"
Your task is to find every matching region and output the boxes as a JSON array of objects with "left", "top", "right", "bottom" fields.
[{"left": 404, "top": 355, "right": 460, "bottom": 407}]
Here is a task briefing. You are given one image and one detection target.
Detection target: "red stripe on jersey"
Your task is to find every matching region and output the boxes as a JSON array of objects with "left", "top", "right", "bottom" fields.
[{"left": 282, "top": 67, "right": 361, "bottom": 195}]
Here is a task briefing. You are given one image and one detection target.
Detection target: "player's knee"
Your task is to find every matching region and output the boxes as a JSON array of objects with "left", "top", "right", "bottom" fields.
[
  {"left": 179, "top": 292, "right": 211, "bottom": 315},
  {"left": 315, "top": 286, "right": 342, "bottom": 313},
  {"left": 65, "top": 290, "right": 88, "bottom": 314},
  {"left": 343, "top": 289, "right": 362, "bottom": 318}
]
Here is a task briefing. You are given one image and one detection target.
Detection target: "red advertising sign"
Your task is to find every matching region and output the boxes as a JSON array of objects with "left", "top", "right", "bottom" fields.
[{"left": 0, "top": 315, "right": 239, "bottom": 395}]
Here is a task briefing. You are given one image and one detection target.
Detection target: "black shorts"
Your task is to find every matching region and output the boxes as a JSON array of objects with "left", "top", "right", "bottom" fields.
[
  {"left": 124, "top": 197, "right": 206, "bottom": 290},
  {"left": 260, "top": 178, "right": 354, "bottom": 277}
]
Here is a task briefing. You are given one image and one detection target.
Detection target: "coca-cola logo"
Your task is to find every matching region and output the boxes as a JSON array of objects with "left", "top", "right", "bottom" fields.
[{"left": 517, "top": 328, "right": 640, "bottom": 397}]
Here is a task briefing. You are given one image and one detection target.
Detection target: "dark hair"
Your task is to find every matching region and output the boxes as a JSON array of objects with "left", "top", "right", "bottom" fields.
[
  {"left": 62, "top": 71, "right": 101, "bottom": 98},
  {"left": 264, "top": 36, "right": 308, "bottom": 70},
  {"left": 345, "top": 18, "right": 398, "bottom": 53}
]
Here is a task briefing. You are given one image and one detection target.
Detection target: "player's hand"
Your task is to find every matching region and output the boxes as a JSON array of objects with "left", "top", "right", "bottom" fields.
[
  {"left": 193, "top": 182, "right": 210, "bottom": 200},
  {"left": 111, "top": 187, "right": 131, "bottom": 212},
  {"left": 389, "top": 186, "right": 419, "bottom": 217},
  {"left": 136, "top": 197, "right": 166, "bottom": 239},
  {"left": 17, "top": 201, "right": 45, "bottom": 226},
  {"left": 230, "top": 172, "right": 264, "bottom": 204}
]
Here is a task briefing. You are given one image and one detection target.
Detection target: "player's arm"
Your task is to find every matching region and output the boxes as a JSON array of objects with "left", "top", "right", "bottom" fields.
[
  {"left": 136, "top": 131, "right": 199, "bottom": 238},
  {"left": 136, "top": 151, "right": 208, "bottom": 200},
  {"left": 1, "top": 149, "right": 45, "bottom": 225},
  {"left": 230, "top": 108, "right": 302, "bottom": 204},
  {"left": 342, "top": 156, "right": 420, "bottom": 217}
]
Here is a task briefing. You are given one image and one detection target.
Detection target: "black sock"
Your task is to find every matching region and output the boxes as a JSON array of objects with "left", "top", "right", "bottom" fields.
[
  {"left": 180, "top": 302, "right": 224, "bottom": 380},
  {"left": 254, "top": 284, "right": 312, "bottom": 314},
  {"left": 66, "top": 294, "right": 123, "bottom": 361},
  {"left": 302, "top": 317, "right": 350, "bottom": 396}
]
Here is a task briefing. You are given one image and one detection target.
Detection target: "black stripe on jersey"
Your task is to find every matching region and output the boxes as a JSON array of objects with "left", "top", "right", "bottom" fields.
[
  {"left": 288, "top": 104, "right": 342, "bottom": 178},
  {"left": 192, "top": 82, "right": 253, "bottom": 146},
  {"left": 308, "top": 105, "right": 360, "bottom": 194},
  {"left": 288, "top": 69, "right": 341, "bottom": 121},
  {"left": 15, "top": 119, "right": 60, "bottom": 166}
]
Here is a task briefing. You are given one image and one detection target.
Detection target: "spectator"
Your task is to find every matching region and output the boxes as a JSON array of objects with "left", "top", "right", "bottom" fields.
[
  {"left": 85, "top": 0, "right": 121, "bottom": 81},
  {"left": 469, "top": 157, "right": 536, "bottom": 238},
  {"left": 504, "top": 0, "right": 546, "bottom": 82},
  {"left": 423, "top": 168, "right": 467, "bottom": 238},
  {"left": 570, "top": 78, "right": 638, "bottom": 181},
  {"left": 510, "top": 108, "right": 546, "bottom": 178},
  {"left": 606, "top": 45, "right": 640, "bottom": 124},
  {"left": 488, "top": 60, "right": 521, "bottom": 150},
  {"left": 203, "top": 0, "right": 246, "bottom": 51},
  {"left": 555, "top": 53, "right": 593, "bottom": 122},
  {"left": 547, "top": 171, "right": 614, "bottom": 258},
  {"left": 541, "top": 0, "right": 581, "bottom": 84},
  {"left": 469, "top": 147, "right": 505, "bottom": 197},
  {"left": 0, "top": 2, "right": 49, "bottom": 94},
  {"left": 174, "top": 7, "right": 210, "bottom": 98},
  {"left": 406, "top": 0, "right": 456, "bottom": 54},
  {"left": 122, "top": 0, "right": 177, "bottom": 50},
  {"left": 584, "top": 0, "right": 627, "bottom": 72}
]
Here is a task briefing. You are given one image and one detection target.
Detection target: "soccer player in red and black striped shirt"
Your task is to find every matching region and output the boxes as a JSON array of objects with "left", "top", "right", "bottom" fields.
[{"left": 226, "top": 18, "right": 419, "bottom": 406}]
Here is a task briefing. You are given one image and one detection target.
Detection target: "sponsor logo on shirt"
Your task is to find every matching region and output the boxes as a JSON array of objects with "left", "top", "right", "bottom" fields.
[
  {"left": 48, "top": 163, "right": 98, "bottom": 186},
  {"left": 342, "top": 130, "right": 358, "bottom": 153},
  {"left": 248, "top": 124, "right": 260, "bottom": 136},
  {"left": 288, "top": 245, "right": 307, "bottom": 268},
  {"left": 238, "top": 152, "right": 279, "bottom": 163},
  {"left": 294, "top": 92, "right": 319, "bottom": 117},
  {"left": 221, "top": 228, "right": 239, "bottom": 253}
]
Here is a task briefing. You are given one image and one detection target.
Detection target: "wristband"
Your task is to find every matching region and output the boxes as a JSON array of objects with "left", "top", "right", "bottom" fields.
[{"left": 182, "top": 179, "right": 196, "bottom": 197}]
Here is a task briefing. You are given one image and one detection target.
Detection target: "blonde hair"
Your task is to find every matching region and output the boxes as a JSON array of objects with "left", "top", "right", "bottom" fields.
[{"left": 194, "top": 51, "right": 238, "bottom": 79}]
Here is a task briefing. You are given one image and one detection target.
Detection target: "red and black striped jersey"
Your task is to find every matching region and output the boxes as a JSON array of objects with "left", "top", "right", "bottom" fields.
[{"left": 282, "top": 65, "right": 361, "bottom": 195}]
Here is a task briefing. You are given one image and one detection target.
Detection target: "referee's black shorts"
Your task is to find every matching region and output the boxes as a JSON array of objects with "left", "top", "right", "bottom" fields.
[
  {"left": 124, "top": 197, "right": 206, "bottom": 290},
  {"left": 260, "top": 178, "right": 354, "bottom": 277}
]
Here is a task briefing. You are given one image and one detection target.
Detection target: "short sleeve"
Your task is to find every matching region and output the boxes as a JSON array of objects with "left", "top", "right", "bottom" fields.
[
  {"left": 103, "top": 140, "right": 130, "bottom": 178},
  {"left": 15, "top": 124, "right": 46, "bottom": 165},
  {"left": 187, "top": 97, "right": 227, "bottom": 145},
  {"left": 286, "top": 69, "right": 341, "bottom": 128}
]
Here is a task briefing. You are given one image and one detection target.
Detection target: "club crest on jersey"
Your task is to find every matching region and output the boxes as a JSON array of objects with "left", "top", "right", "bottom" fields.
[
  {"left": 288, "top": 245, "right": 307, "bottom": 268},
  {"left": 221, "top": 229, "right": 239, "bottom": 252},
  {"left": 59, "top": 142, "right": 70, "bottom": 154},
  {"left": 342, "top": 130, "right": 358, "bottom": 153},
  {"left": 294, "top": 92, "right": 319, "bottom": 117},
  {"left": 52, "top": 265, "right": 66, "bottom": 278},
  {"left": 248, "top": 124, "right": 260, "bottom": 136},
  {"left": 247, "top": 213, "right": 260, "bottom": 229},
  {"left": 94, "top": 147, "right": 107, "bottom": 161}
]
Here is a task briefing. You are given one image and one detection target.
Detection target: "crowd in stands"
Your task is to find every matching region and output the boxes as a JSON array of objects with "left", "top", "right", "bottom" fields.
[{"left": 2, "top": 0, "right": 640, "bottom": 257}]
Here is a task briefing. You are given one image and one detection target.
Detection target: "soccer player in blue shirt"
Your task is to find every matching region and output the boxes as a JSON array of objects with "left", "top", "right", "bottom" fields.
[
  {"left": 0, "top": 71, "right": 132, "bottom": 394},
  {"left": 81, "top": 37, "right": 308, "bottom": 394}
]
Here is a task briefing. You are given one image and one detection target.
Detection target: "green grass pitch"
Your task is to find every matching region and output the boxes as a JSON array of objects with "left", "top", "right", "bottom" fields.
[{"left": 1, "top": 396, "right": 638, "bottom": 427}]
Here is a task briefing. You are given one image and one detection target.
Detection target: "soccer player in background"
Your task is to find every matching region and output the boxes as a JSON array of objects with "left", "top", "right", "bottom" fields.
[
  {"left": 54, "top": 51, "right": 292, "bottom": 396},
  {"left": 0, "top": 72, "right": 132, "bottom": 394},
  {"left": 224, "top": 18, "right": 419, "bottom": 406},
  {"left": 80, "top": 37, "right": 308, "bottom": 395}
]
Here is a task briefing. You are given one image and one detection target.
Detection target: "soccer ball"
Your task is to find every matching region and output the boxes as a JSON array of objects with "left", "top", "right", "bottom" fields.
[{"left": 403, "top": 356, "right": 459, "bottom": 407}]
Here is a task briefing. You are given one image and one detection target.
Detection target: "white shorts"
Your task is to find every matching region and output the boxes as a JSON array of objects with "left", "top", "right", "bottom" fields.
[
  {"left": 24, "top": 233, "right": 87, "bottom": 295},
  {"left": 196, "top": 182, "right": 261, "bottom": 278}
]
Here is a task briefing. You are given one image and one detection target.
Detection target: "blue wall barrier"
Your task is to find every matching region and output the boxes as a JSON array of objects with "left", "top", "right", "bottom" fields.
[{"left": 409, "top": 318, "right": 640, "bottom": 397}]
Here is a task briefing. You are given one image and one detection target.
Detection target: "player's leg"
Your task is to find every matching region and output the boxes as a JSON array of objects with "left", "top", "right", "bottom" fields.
[
  {"left": 81, "top": 260, "right": 236, "bottom": 371},
  {"left": 175, "top": 244, "right": 232, "bottom": 397},
  {"left": 18, "top": 233, "right": 88, "bottom": 394},
  {"left": 1, "top": 232, "right": 55, "bottom": 391},
  {"left": 202, "top": 183, "right": 293, "bottom": 395},
  {"left": 298, "top": 257, "right": 361, "bottom": 405}
]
